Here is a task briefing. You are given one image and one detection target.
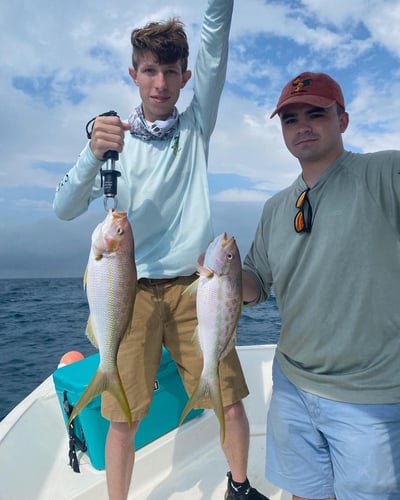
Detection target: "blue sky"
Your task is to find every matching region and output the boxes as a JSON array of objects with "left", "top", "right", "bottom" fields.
[{"left": 1, "top": 0, "right": 399, "bottom": 278}]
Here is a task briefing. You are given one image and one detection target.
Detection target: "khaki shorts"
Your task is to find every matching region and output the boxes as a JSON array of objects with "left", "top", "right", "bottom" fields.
[{"left": 102, "top": 274, "right": 249, "bottom": 422}]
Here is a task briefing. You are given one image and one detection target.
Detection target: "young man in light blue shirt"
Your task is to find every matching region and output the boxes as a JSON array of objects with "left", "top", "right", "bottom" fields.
[{"left": 54, "top": 1, "right": 268, "bottom": 499}]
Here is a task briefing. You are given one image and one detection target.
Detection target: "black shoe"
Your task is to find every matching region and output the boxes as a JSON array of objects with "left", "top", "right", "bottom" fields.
[{"left": 224, "top": 472, "right": 269, "bottom": 500}]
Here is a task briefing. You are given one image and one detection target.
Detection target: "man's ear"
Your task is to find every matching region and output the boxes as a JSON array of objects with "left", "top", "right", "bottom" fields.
[
  {"left": 339, "top": 111, "right": 349, "bottom": 133},
  {"left": 128, "top": 67, "right": 138, "bottom": 85},
  {"left": 181, "top": 70, "right": 192, "bottom": 88}
]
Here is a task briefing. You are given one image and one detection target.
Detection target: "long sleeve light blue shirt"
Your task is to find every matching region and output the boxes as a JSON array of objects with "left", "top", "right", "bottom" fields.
[{"left": 54, "top": 0, "right": 233, "bottom": 279}]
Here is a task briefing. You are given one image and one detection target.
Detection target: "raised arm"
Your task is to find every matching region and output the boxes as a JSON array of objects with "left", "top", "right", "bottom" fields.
[{"left": 192, "top": 0, "right": 234, "bottom": 142}]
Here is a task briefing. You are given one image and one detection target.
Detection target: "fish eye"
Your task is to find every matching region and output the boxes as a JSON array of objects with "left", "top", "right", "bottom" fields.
[{"left": 227, "top": 253, "right": 233, "bottom": 260}]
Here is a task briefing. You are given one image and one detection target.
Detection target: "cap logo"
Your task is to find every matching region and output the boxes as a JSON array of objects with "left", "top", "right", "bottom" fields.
[{"left": 292, "top": 77, "right": 312, "bottom": 93}]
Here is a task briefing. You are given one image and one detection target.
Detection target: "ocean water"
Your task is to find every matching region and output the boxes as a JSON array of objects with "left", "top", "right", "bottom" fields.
[{"left": 0, "top": 278, "right": 281, "bottom": 421}]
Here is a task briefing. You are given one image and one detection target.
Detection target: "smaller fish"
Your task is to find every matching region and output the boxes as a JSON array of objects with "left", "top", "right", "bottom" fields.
[
  {"left": 179, "top": 233, "right": 242, "bottom": 442},
  {"left": 68, "top": 210, "right": 136, "bottom": 427}
]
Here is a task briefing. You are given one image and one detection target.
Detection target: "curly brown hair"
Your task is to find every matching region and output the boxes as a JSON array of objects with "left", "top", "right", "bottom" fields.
[{"left": 131, "top": 18, "right": 189, "bottom": 72}]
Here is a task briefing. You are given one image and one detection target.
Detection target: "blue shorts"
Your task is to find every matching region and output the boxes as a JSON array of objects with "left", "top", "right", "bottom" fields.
[{"left": 266, "top": 358, "right": 400, "bottom": 499}]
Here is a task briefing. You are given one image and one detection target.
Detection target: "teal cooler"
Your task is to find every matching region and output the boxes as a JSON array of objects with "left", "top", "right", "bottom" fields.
[{"left": 53, "top": 348, "right": 203, "bottom": 470}]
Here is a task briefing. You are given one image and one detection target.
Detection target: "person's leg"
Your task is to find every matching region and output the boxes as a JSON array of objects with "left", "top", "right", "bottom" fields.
[
  {"left": 266, "top": 359, "right": 335, "bottom": 499},
  {"left": 319, "top": 397, "right": 400, "bottom": 499},
  {"left": 214, "top": 349, "right": 259, "bottom": 495},
  {"left": 222, "top": 400, "right": 249, "bottom": 483},
  {"left": 268, "top": 357, "right": 400, "bottom": 499},
  {"left": 105, "top": 421, "right": 139, "bottom": 500},
  {"left": 163, "top": 276, "right": 267, "bottom": 497},
  {"left": 102, "top": 283, "right": 165, "bottom": 499},
  {"left": 222, "top": 396, "right": 268, "bottom": 499}
]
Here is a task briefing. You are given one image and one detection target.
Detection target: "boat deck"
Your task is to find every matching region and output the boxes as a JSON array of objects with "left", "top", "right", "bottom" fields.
[{"left": 0, "top": 345, "right": 290, "bottom": 500}]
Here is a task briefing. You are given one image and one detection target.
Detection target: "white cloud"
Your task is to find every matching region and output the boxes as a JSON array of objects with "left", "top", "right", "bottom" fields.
[
  {"left": 15, "top": 199, "right": 53, "bottom": 210},
  {"left": 1, "top": 0, "right": 399, "bottom": 277},
  {"left": 212, "top": 188, "right": 270, "bottom": 203},
  {"left": 300, "top": 0, "right": 371, "bottom": 26},
  {"left": 210, "top": 94, "right": 300, "bottom": 191}
]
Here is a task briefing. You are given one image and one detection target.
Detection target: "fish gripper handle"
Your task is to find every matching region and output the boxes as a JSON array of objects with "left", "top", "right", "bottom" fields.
[
  {"left": 101, "top": 168, "right": 121, "bottom": 198},
  {"left": 85, "top": 110, "right": 122, "bottom": 210}
]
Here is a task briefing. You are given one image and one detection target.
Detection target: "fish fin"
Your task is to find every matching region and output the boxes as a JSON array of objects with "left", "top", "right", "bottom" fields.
[
  {"left": 199, "top": 266, "right": 214, "bottom": 278},
  {"left": 191, "top": 326, "right": 203, "bottom": 356},
  {"left": 105, "top": 370, "right": 132, "bottom": 428},
  {"left": 192, "top": 325, "right": 199, "bottom": 342},
  {"left": 85, "top": 316, "right": 98, "bottom": 348},
  {"left": 178, "top": 378, "right": 206, "bottom": 427},
  {"left": 122, "top": 297, "right": 135, "bottom": 338},
  {"left": 83, "top": 266, "right": 88, "bottom": 291},
  {"left": 220, "top": 329, "right": 237, "bottom": 360},
  {"left": 67, "top": 367, "right": 132, "bottom": 428},
  {"left": 182, "top": 278, "right": 199, "bottom": 296},
  {"left": 179, "top": 373, "right": 225, "bottom": 443}
]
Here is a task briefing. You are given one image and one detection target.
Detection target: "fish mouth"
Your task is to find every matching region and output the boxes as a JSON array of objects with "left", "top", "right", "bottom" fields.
[
  {"left": 111, "top": 211, "right": 128, "bottom": 219},
  {"left": 203, "top": 233, "right": 236, "bottom": 275},
  {"left": 221, "top": 233, "right": 235, "bottom": 249}
]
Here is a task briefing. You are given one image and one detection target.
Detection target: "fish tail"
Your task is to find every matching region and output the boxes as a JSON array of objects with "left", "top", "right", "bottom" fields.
[
  {"left": 179, "top": 375, "right": 225, "bottom": 443},
  {"left": 67, "top": 369, "right": 132, "bottom": 428},
  {"left": 210, "top": 377, "right": 225, "bottom": 444}
]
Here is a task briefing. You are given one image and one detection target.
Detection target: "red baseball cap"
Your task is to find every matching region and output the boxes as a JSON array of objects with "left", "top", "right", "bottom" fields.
[{"left": 270, "top": 72, "right": 345, "bottom": 118}]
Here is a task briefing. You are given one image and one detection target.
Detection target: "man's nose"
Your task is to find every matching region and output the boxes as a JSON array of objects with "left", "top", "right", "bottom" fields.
[
  {"left": 154, "top": 72, "right": 167, "bottom": 90},
  {"left": 297, "top": 117, "right": 312, "bottom": 132}
]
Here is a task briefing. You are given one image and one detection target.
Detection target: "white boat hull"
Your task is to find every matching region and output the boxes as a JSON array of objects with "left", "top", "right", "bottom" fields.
[{"left": 0, "top": 345, "right": 290, "bottom": 499}]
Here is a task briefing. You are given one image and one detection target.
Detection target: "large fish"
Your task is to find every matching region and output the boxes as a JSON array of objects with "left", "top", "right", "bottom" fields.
[
  {"left": 68, "top": 210, "right": 136, "bottom": 427},
  {"left": 179, "top": 232, "right": 242, "bottom": 442}
]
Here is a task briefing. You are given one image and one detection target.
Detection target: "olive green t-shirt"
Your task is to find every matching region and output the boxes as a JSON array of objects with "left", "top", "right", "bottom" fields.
[{"left": 244, "top": 150, "right": 400, "bottom": 403}]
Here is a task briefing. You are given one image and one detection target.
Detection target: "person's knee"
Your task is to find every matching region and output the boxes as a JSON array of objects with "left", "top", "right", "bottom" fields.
[
  {"left": 223, "top": 400, "right": 246, "bottom": 422},
  {"left": 108, "top": 420, "right": 140, "bottom": 443}
]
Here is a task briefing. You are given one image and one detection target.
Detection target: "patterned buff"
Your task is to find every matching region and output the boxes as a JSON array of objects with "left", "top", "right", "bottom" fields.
[{"left": 129, "top": 105, "right": 179, "bottom": 141}]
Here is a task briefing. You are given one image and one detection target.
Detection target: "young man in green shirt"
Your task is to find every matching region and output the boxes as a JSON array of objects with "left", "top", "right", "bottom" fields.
[{"left": 242, "top": 72, "right": 400, "bottom": 499}]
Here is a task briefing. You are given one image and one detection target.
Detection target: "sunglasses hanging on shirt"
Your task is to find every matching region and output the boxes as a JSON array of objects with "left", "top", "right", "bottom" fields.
[{"left": 294, "top": 188, "right": 313, "bottom": 233}]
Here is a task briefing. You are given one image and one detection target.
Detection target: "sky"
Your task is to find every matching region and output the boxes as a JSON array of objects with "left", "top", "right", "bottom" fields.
[{"left": 1, "top": 0, "right": 399, "bottom": 278}]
